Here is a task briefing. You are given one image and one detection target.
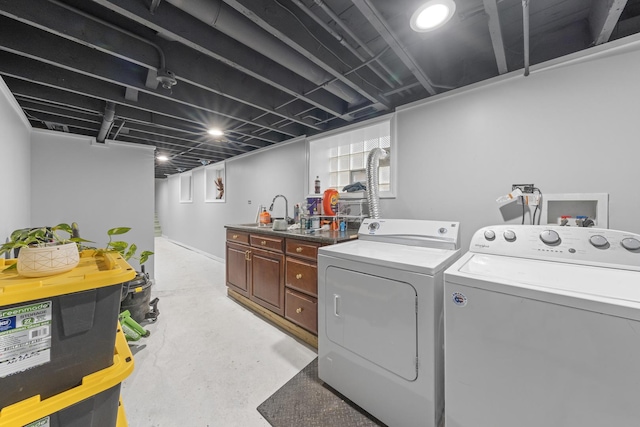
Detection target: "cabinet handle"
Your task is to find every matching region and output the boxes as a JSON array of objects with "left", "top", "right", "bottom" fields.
[
  {"left": 232, "top": 234, "right": 238, "bottom": 239},
  {"left": 296, "top": 247, "right": 303, "bottom": 253},
  {"left": 261, "top": 240, "right": 267, "bottom": 246},
  {"left": 296, "top": 307, "right": 303, "bottom": 314},
  {"left": 245, "top": 250, "right": 251, "bottom": 261},
  {"left": 296, "top": 273, "right": 303, "bottom": 279}
]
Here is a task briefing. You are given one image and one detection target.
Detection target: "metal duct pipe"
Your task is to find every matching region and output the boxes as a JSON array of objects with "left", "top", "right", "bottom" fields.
[
  {"left": 49, "top": 0, "right": 166, "bottom": 69},
  {"left": 522, "top": 0, "right": 530, "bottom": 76},
  {"left": 366, "top": 147, "right": 389, "bottom": 219},
  {"left": 97, "top": 102, "right": 116, "bottom": 143},
  {"left": 165, "top": 0, "right": 362, "bottom": 104}
]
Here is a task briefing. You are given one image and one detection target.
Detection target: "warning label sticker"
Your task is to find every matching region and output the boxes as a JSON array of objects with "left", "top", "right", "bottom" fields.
[
  {"left": 0, "top": 301, "right": 52, "bottom": 378},
  {"left": 25, "top": 417, "right": 50, "bottom": 427}
]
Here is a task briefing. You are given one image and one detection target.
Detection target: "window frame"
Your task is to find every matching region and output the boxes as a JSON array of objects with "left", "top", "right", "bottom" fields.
[
  {"left": 178, "top": 171, "right": 193, "bottom": 203},
  {"left": 307, "top": 113, "right": 396, "bottom": 198},
  {"left": 204, "top": 161, "right": 226, "bottom": 203}
]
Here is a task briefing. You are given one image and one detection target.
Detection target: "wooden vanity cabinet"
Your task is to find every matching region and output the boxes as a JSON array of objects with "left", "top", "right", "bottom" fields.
[
  {"left": 226, "top": 228, "right": 335, "bottom": 346},
  {"left": 225, "top": 230, "right": 285, "bottom": 315},
  {"left": 284, "top": 238, "right": 321, "bottom": 334}
]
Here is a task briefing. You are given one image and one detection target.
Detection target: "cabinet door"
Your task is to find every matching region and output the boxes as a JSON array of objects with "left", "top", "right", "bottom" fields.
[
  {"left": 226, "top": 242, "right": 249, "bottom": 297},
  {"left": 250, "top": 247, "right": 285, "bottom": 316}
]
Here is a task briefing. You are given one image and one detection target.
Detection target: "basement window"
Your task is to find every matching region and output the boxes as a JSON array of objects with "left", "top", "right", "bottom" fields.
[{"left": 308, "top": 115, "right": 395, "bottom": 197}]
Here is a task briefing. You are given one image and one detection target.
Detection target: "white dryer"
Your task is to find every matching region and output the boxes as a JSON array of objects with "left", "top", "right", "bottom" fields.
[
  {"left": 444, "top": 225, "right": 640, "bottom": 427},
  {"left": 318, "top": 219, "right": 461, "bottom": 427}
]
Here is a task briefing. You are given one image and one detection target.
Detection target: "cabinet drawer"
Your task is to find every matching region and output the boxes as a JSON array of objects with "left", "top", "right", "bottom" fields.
[
  {"left": 250, "top": 234, "right": 284, "bottom": 252},
  {"left": 285, "top": 289, "right": 317, "bottom": 334},
  {"left": 285, "top": 257, "right": 317, "bottom": 296},
  {"left": 227, "top": 230, "right": 249, "bottom": 245},
  {"left": 286, "top": 239, "right": 321, "bottom": 261}
]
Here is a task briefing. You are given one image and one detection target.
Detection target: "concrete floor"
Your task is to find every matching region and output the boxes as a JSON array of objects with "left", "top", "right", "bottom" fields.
[{"left": 121, "top": 237, "right": 317, "bottom": 426}]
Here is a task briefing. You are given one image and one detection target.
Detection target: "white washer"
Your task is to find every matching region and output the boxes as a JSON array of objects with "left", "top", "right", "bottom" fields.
[
  {"left": 444, "top": 225, "right": 640, "bottom": 427},
  {"left": 318, "top": 218, "right": 461, "bottom": 427}
]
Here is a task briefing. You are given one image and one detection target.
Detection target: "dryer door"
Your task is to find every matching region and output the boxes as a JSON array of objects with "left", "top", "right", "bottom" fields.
[{"left": 325, "top": 266, "right": 418, "bottom": 381}]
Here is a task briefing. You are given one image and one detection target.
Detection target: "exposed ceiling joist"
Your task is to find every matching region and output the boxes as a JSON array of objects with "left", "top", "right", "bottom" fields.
[
  {"left": 590, "top": 0, "right": 629, "bottom": 45},
  {"left": 483, "top": 0, "right": 509, "bottom": 74},
  {"left": 0, "top": 52, "right": 279, "bottom": 149},
  {"left": 350, "top": 0, "right": 438, "bottom": 96},
  {"left": 0, "top": 17, "right": 302, "bottom": 138},
  {"left": 220, "top": 0, "right": 390, "bottom": 109},
  {"left": 89, "top": 0, "right": 350, "bottom": 120},
  {"left": 1, "top": 0, "right": 639, "bottom": 178}
]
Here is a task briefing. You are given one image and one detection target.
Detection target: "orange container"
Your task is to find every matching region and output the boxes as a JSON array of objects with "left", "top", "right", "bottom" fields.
[
  {"left": 259, "top": 209, "right": 271, "bottom": 225},
  {"left": 323, "top": 189, "right": 339, "bottom": 216}
]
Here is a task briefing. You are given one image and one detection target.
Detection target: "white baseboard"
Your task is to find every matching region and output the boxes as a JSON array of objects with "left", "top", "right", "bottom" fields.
[{"left": 158, "top": 236, "right": 224, "bottom": 263}]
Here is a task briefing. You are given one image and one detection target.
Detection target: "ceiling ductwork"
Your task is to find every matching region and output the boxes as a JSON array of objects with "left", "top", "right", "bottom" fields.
[{"left": 96, "top": 101, "right": 116, "bottom": 143}]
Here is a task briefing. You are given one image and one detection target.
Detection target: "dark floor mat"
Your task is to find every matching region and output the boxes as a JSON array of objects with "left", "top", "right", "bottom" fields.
[{"left": 257, "top": 358, "right": 386, "bottom": 427}]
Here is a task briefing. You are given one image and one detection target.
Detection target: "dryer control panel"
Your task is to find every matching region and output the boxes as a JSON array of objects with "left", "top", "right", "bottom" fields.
[
  {"left": 470, "top": 225, "right": 640, "bottom": 271},
  {"left": 358, "top": 219, "right": 460, "bottom": 250}
]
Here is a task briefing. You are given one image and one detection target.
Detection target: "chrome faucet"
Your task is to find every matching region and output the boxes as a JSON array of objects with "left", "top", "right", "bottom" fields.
[{"left": 269, "top": 195, "right": 289, "bottom": 223}]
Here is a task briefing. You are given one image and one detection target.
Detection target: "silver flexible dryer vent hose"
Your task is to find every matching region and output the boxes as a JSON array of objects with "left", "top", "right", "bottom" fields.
[{"left": 366, "top": 147, "right": 389, "bottom": 219}]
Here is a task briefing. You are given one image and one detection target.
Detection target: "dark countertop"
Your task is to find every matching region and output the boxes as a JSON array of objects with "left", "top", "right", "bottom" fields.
[{"left": 225, "top": 224, "right": 358, "bottom": 244}]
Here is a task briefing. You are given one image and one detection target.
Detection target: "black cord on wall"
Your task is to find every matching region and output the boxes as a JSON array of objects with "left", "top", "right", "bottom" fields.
[{"left": 532, "top": 187, "right": 543, "bottom": 225}]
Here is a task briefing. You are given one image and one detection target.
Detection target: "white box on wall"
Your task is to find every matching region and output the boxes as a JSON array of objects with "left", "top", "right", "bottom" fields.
[{"left": 541, "top": 193, "right": 609, "bottom": 228}]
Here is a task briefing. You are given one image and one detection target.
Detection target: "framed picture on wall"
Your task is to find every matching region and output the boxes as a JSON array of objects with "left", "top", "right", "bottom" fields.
[{"left": 205, "top": 162, "right": 225, "bottom": 203}]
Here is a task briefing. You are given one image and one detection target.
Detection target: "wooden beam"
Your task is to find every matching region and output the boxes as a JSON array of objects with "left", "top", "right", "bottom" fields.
[
  {"left": 589, "top": 0, "right": 628, "bottom": 45},
  {"left": 483, "top": 0, "right": 508, "bottom": 74}
]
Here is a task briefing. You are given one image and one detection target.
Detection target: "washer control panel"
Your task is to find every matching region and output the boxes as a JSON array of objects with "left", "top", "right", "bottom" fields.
[{"left": 470, "top": 225, "right": 640, "bottom": 270}]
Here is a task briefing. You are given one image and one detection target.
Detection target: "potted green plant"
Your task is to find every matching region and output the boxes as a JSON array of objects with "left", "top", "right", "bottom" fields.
[
  {"left": 81, "top": 226, "right": 154, "bottom": 266},
  {"left": 0, "top": 223, "right": 91, "bottom": 277},
  {"left": 1, "top": 224, "right": 153, "bottom": 277}
]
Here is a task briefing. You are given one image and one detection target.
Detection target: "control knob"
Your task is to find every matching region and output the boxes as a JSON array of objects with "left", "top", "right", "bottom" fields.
[
  {"left": 503, "top": 230, "right": 516, "bottom": 242},
  {"left": 540, "top": 230, "right": 560, "bottom": 245},
  {"left": 484, "top": 230, "right": 496, "bottom": 241},
  {"left": 589, "top": 235, "right": 608, "bottom": 248},
  {"left": 621, "top": 238, "right": 640, "bottom": 251}
]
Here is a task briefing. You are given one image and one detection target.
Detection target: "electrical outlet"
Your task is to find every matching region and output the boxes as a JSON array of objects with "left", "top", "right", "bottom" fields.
[
  {"left": 517, "top": 193, "right": 540, "bottom": 206},
  {"left": 512, "top": 184, "right": 536, "bottom": 194}
]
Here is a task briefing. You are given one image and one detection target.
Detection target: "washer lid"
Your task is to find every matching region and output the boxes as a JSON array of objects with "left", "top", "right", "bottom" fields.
[
  {"left": 319, "top": 239, "right": 461, "bottom": 275},
  {"left": 445, "top": 252, "right": 640, "bottom": 317}
]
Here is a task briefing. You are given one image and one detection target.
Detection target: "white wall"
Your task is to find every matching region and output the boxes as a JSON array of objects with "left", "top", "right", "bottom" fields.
[
  {"left": 156, "top": 138, "right": 307, "bottom": 260},
  {"left": 157, "top": 35, "right": 640, "bottom": 255},
  {"left": 0, "top": 76, "right": 31, "bottom": 245},
  {"left": 380, "top": 35, "right": 640, "bottom": 249},
  {"left": 31, "top": 130, "right": 156, "bottom": 276}
]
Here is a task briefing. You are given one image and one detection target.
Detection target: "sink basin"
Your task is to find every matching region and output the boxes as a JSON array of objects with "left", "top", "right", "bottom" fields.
[{"left": 272, "top": 219, "right": 288, "bottom": 231}]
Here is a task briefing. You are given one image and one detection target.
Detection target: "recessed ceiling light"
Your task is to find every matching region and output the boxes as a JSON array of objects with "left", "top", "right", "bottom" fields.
[
  {"left": 157, "top": 155, "right": 169, "bottom": 161},
  {"left": 410, "top": 0, "right": 456, "bottom": 32},
  {"left": 207, "top": 128, "right": 224, "bottom": 136}
]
